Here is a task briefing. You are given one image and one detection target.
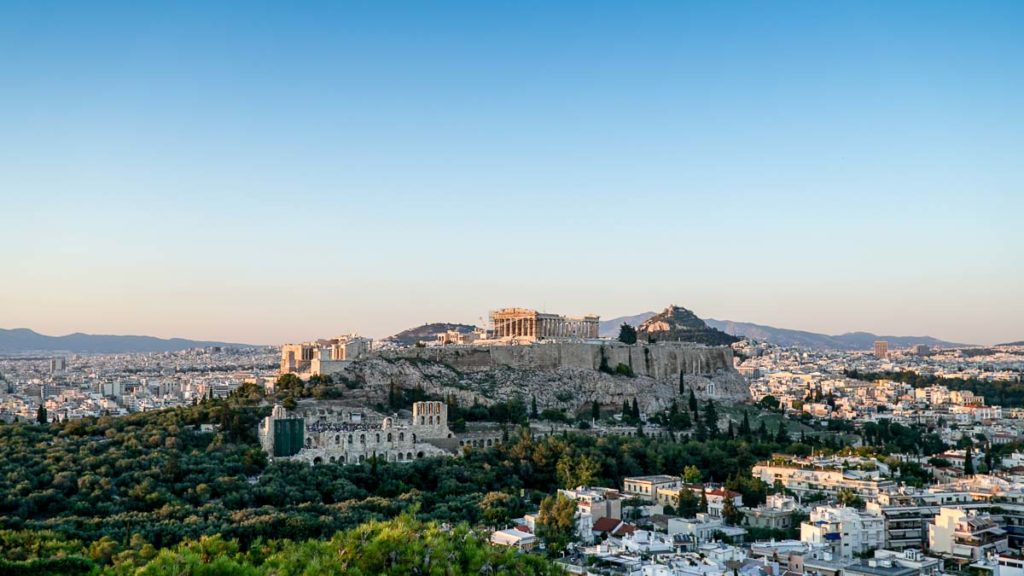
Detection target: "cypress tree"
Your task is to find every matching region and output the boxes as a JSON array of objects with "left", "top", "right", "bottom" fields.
[
  {"left": 591, "top": 401, "right": 600, "bottom": 421},
  {"left": 631, "top": 398, "right": 640, "bottom": 420},
  {"left": 739, "top": 411, "right": 752, "bottom": 437},
  {"left": 531, "top": 396, "right": 539, "bottom": 419},
  {"left": 688, "top": 388, "right": 698, "bottom": 414},
  {"left": 36, "top": 405, "right": 47, "bottom": 425},
  {"left": 964, "top": 444, "right": 975, "bottom": 475}
]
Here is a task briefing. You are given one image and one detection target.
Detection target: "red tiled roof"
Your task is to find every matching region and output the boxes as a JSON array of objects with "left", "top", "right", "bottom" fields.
[{"left": 593, "top": 517, "right": 621, "bottom": 532}]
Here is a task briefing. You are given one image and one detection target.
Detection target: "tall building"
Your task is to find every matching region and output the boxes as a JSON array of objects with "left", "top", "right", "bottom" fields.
[
  {"left": 49, "top": 357, "right": 66, "bottom": 374},
  {"left": 874, "top": 340, "right": 889, "bottom": 359}
]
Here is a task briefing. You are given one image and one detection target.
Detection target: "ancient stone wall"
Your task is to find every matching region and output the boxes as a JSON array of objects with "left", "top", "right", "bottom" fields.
[{"left": 377, "top": 341, "right": 734, "bottom": 379}]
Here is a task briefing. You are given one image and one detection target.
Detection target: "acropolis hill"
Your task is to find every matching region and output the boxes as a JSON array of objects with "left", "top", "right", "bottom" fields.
[{"left": 282, "top": 306, "right": 751, "bottom": 414}]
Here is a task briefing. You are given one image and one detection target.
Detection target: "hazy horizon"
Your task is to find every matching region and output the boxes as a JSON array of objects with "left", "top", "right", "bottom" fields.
[{"left": 2, "top": 2, "right": 1022, "bottom": 346}]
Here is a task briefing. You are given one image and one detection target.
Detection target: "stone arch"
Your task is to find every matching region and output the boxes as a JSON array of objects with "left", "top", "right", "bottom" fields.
[
  {"left": 417, "top": 451, "right": 424, "bottom": 459},
  {"left": 428, "top": 416, "right": 433, "bottom": 425},
  {"left": 329, "top": 456, "right": 336, "bottom": 463},
  {"left": 313, "top": 456, "right": 323, "bottom": 465},
  {"left": 399, "top": 432, "right": 405, "bottom": 441},
  {"left": 407, "top": 452, "right": 413, "bottom": 460},
  {"left": 398, "top": 453, "right": 405, "bottom": 461},
  {"left": 360, "top": 434, "right": 365, "bottom": 444},
  {"left": 348, "top": 434, "right": 353, "bottom": 444},
  {"left": 335, "top": 434, "right": 340, "bottom": 445},
  {"left": 358, "top": 455, "right": 365, "bottom": 463},
  {"left": 387, "top": 432, "right": 393, "bottom": 442},
  {"left": 486, "top": 439, "right": 493, "bottom": 447},
  {"left": 376, "top": 433, "right": 380, "bottom": 443}
]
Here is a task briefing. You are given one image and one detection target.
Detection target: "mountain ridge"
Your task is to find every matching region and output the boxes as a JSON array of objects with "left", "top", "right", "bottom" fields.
[
  {"left": 598, "top": 313, "right": 967, "bottom": 350},
  {"left": 0, "top": 327, "right": 257, "bottom": 354}
]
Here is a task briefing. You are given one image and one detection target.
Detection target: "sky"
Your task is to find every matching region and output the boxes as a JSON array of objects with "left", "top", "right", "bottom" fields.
[{"left": 1, "top": 1, "right": 1022, "bottom": 346}]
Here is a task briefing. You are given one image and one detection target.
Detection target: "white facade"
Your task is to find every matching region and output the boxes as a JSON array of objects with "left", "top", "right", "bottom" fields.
[{"left": 800, "top": 506, "right": 884, "bottom": 559}]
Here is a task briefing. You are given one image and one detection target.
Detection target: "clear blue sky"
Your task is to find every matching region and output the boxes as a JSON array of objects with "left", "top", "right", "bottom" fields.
[{"left": 1, "top": 1, "right": 1021, "bottom": 345}]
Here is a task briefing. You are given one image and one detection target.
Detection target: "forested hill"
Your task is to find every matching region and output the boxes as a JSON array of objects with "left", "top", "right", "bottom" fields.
[{"left": 384, "top": 322, "right": 477, "bottom": 346}]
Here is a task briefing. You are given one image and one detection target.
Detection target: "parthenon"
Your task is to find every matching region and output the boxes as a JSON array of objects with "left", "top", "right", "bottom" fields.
[{"left": 489, "top": 307, "right": 599, "bottom": 341}]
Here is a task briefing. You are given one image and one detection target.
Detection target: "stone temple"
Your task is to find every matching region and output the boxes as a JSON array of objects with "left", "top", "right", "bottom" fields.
[{"left": 489, "top": 307, "right": 599, "bottom": 342}]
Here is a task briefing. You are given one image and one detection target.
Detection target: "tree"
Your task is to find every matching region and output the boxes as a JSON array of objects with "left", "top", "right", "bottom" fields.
[
  {"left": 36, "top": 405, "right": 47, "bottom": 425},
  {"left": 739, "top": 411, "right": 752, "bottom": 437},
  {"left": 703, "top": 401, "right": 719, "bottom": 438},
  {"left": 531, "top": 396, "right": 539, "bottom": 419},
  {"left": 676, "top": 489, "right": 699, "bottom": 517},
  {"left": 537, "top": 494, "right": 577, "bottom": 555},
  {"left": 698, "top": 488, "right": 708, "bottom": 513},
  {"left": 688, "top": 389, "right": 698, "bottom": 415},
  {"left": 775, "top": 424, "right": 790, "bottom": 444},
  {"left": 618, "top": 323, "right": 638, "bottom": 345},
  {"left": 757, "top": 395, "right": 780, "bottom": 411},
  {"left": 591, "top": 401, "right": 600, "bottom": 421},
  {"left": 631, "top": 398, "right": 640, "bottom": 420},
  {"left": 683, "top": 465, "right": 702, "bottom": 484},
  {"left": 722, "top": 496, "right": 743, "bottom": 526},
  {"left": 679, "top": 372, "right": 686, "bottom": 395},
  {"left": 964, "top": 444, "right": 975, "bottom": 475}
]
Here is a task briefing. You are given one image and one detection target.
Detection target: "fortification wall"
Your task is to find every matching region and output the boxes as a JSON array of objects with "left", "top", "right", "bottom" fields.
[{"left": 377, "top": 341, "right": 734, "bottom": 380}]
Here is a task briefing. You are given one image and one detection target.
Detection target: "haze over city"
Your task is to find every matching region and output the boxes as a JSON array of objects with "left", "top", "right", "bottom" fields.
[{"left": 2, "top": 1, "right": 1022, "bottom": 345}]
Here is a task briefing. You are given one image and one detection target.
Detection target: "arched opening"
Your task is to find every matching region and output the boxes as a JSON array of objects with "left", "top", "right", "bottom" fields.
[
  {"left": 486, "top": 439, "right": 492, "bottom": 447},
  {"left": 348, "top": 434, "right": 353, "bottom": 444},
  {"left": 399, "top": 432, "right": 405, "bottom": 441},
  {"left": 376, "top": 433, "right": 380, "bottom": 443},
  {"left": 428, "top": 416, "right": 433, "bottom": 425},
  {"left": 334, "top": 434, "right": 340, "bottom": 444},
  {"left": 305, "top": 438, "right": 312, "bottom": 448},
  {"left": 329, "top": 456, "right": 336, "bottom": 463},
  {"left": 360, "top": 434, "right": 365, "bottom": 444},
  {"left": 406, "top": 452, "right": 413, "bottom": 460},
  {"left": 398, "top": 453, "right": 404, "bottom": 461},
  {"left": 358, "top": 455, "right": 365, "bottom": 463},
  {"left": 416, "top": 451, "right": 424, "bottom": 459},
  {"left": 387, "top": 433, "right": 393, "bottom": 442},
  {"left": 313, "top": 457, "right": 323, "bottom": 465}
]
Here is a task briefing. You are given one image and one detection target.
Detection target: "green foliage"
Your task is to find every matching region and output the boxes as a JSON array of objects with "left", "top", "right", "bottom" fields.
[
  {"left": 617, "top": 323, "right": 638, "bottom": 345},
  {"left": 118, "top": 513, "right": 560, "bottom": 575},
  {"left": 844, "top": 369, "right": 1024, "bottom": 407},
  {"left": 757, "top": 395, "right": 781, "bottom": 411},
  {"left": 614, "top": 363, "right": 634, "bottom": 377},
  {"left": 537, "top": 494, "right": 577, "bottom": 555}
]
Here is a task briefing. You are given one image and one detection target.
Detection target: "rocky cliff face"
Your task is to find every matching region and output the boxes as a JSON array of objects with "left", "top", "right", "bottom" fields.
[{"left": 336, "top": 341, "right": 749, "bottom": 414}]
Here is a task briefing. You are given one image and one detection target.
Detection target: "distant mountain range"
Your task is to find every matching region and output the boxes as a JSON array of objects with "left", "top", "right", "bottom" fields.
[
  {"left": 600, "top": 312, "right": 966, "bottom": 350},
  {"left": 0, "top": 328, "right": 256, "bottom": 354}
]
